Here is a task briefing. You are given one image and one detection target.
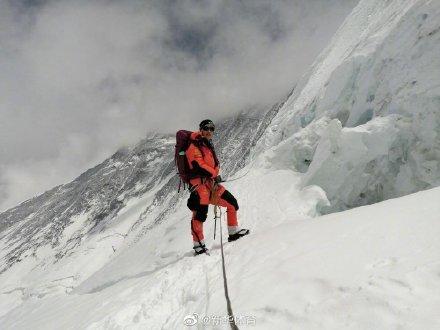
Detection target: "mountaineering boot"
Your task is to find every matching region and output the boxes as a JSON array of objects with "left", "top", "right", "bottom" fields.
[
  {"left": 193, "top": 244, "right": 209, "bottom": 255},
  {"left": 193, "top": 241, "right": 209, "bottom": 255},
  {"left": 228, "top": 228, "right": 250, "bottom": 242}
]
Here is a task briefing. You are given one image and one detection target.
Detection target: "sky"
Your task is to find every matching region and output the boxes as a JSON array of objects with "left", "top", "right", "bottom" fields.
[{"left": 0, "top": 0, "right": 358, "bottom": 211}]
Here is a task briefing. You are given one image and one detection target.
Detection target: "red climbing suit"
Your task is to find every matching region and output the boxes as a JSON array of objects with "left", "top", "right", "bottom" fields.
[{"left": 186, "top": 131, "right": 239, "bottom": 242}]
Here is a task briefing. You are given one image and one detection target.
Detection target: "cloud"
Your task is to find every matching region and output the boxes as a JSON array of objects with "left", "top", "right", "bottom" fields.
[{"left": 0, "top": 0, "right": 358, "bottom": 211}]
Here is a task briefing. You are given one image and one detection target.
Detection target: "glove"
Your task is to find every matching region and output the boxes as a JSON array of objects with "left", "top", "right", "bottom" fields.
[{"left": 214, "top": 175, "right": 222, "bottom": 184}]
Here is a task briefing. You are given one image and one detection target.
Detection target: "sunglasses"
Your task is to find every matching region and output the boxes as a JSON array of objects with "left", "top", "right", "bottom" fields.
[{"left": 202, "top": 126, "right": 215, "bottom": 132}]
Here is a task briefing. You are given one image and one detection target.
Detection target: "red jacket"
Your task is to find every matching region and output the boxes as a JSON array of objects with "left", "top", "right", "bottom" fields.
[{"left": 186, "top": 131, "right": 219, "bottom": 183}]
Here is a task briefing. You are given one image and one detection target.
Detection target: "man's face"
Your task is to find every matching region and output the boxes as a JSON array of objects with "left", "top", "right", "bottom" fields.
[{"left": 200, "top": 125, "right": 215, "bottom": 140}]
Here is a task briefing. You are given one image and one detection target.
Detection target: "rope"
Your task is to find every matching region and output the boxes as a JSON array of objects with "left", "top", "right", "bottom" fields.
[
  {"left": 215, "top": 205, "right": 239, "bottom": 330},
  {"left": 222, "top": 169, "right": 250, "bottom": 183},
  {"left": 221, "top": 150, "right": 257, "bottom": 184}
]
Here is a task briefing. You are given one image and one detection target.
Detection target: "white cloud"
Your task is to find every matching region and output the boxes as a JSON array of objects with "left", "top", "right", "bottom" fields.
[{"left": 0, "top": 0, "right": 358, "bottom": 211}]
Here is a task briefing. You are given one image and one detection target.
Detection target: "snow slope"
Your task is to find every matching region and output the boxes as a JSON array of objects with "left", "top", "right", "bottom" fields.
[
  {"left": 1, "top": 178, "right": 439, "bottom": 329},
  {"left": 0, "top": 105, "right": 282, "bottom": 325}
]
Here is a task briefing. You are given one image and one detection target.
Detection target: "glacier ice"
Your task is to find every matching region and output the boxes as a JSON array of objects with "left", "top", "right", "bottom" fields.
[{"left": 258, "top": 0, "right": 440, "bottom": 212}]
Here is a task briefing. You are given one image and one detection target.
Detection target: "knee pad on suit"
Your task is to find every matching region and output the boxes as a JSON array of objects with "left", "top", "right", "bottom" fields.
[
  {"left": 195, "top": 204, "right": 209, "bottom": 222},
  {"left": 220, "top": 190, "right": 239, "bottom": 211},
  {"left": 187, "top": 191, "right": 209, "bottom": 222},
  {"left": 187, "top": 191, "right": 199, "bottom": 211}
]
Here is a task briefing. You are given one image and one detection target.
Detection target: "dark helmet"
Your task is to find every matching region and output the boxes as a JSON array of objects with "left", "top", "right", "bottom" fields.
[{"left": 199, "top": 119, "right": 215, "bottom": 131}]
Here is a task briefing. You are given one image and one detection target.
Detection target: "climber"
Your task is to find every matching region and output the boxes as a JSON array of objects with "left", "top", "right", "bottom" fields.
[{"left": 186, "top": 119, "right": 249, "bottom": 255}]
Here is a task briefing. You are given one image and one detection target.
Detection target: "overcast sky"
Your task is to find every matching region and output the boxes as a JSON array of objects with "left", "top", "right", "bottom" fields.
[{"left": 0, "top": 0, "right": 358, "bottom": 211}]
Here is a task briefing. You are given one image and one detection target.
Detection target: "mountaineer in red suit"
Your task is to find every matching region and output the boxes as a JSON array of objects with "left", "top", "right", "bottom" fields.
[{"left": 186, "top": 119, "right": 249, "bottom": 255}]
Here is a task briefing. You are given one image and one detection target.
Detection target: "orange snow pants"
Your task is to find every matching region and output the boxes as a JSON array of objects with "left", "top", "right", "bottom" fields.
[{"left": 187, "top": 179, "right": 239, "bottom": 242}]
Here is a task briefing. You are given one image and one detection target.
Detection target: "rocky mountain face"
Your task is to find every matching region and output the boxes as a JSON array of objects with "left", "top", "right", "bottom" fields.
[{"left": 0, "top": 103, "right": 280, "bottom": 274}]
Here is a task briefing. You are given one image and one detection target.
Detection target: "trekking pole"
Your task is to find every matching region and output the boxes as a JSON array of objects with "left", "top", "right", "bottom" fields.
[
  {"left": 214, "top": 205, "right": 218, "bottom": 240},
  {"left": 212, "top": 182, "right": 220, "bottom": 240}
]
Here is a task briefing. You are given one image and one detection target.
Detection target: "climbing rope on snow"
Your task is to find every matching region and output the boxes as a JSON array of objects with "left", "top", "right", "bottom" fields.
[{"left": 214, "top": 204, "right": 239, "bottom": 330}]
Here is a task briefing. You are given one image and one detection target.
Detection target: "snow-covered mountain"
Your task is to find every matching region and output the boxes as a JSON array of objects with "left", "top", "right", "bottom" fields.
[
  {"left": 1, "top": 0, "right": 439, "bottom": 329},
  {"left": 0, "top": 104, "right": 280, "bottom": 274}
]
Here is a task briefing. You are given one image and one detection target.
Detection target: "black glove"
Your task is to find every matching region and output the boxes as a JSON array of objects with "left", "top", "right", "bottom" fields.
[{"left": 214, "top": 175, "right": 222, "bottom": 184}]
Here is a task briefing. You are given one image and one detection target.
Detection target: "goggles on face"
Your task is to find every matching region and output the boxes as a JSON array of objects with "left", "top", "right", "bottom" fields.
[{"left": 201, "top": 125, "right": 215, "bottom": 132}]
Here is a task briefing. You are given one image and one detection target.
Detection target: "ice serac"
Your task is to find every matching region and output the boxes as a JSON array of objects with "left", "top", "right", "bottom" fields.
[{"left": 258, "top": 0, "right": 440, "bottom": 212}]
